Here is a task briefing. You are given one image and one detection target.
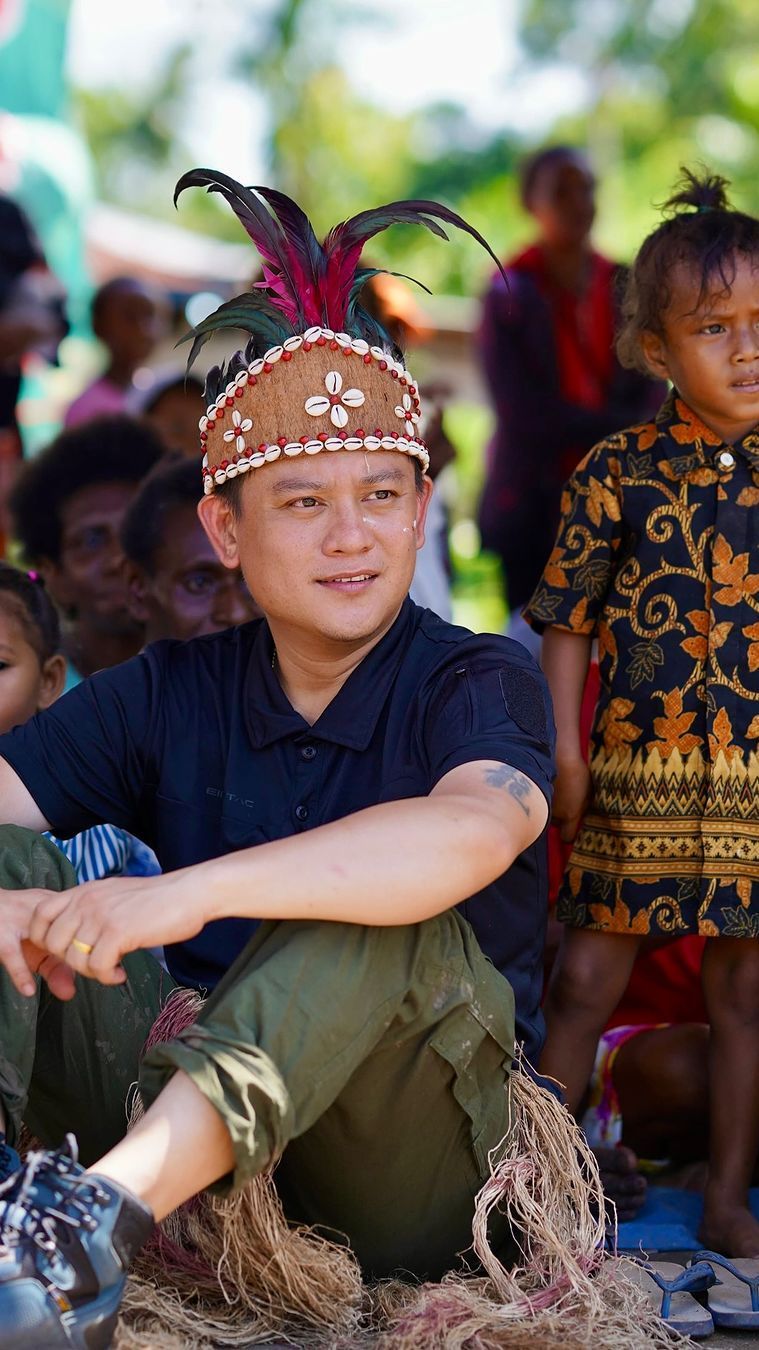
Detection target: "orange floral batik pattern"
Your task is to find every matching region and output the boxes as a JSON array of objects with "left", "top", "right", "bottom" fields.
[{"left": 526, "top": 392, "right": 759, "bottom": 938}]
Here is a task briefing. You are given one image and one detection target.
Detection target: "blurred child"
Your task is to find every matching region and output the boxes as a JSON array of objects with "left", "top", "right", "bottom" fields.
[
  {"left": 65, "top": 277, "right": 168, "bottom": 428},
  {"left": 140, "top": 373, "right": 205, "bottom": 458},
  {"left": 121, "top": 457, "right": 260, "bottom": 643},
  {"left": 527, "top": 170, "right": 759, "bottom": 1256},
  {"left": 10, "top": 416, "right": 162, "bottom": 682},
  {"left": 0, "top": 563, "right": 160, "bottom": 1179}
]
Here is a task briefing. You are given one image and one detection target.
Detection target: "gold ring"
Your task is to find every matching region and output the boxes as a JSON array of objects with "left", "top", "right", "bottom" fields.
[{"left": 71, "top": 938, "right": 94, "bottom": 955}]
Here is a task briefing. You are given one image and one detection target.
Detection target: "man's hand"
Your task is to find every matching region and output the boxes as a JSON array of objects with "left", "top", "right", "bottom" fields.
[
  {"left": 28, "top": 871, "right": 208, "bottom": 984},
  {"left": 0, "top": 889, "right": 76, "bottom": 999},
  {"left": 552, "top": 755, "right": 592, "bottom": 843}
]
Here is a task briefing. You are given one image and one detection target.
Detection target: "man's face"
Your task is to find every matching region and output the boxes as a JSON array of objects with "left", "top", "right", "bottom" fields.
[
  {"left": 46, "top": 481, "right": 140, "bottom": 635},
  {"left": 127, "top": 501, "right": 261, "bottom": 643},
  {"left": 199, "top": 451, "right": 432, "bottom": 651}
]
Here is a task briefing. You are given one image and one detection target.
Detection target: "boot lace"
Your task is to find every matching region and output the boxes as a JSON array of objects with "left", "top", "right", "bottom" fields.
[{"left": 0, "top": 1134, "right": 112, "bottom": 1257}]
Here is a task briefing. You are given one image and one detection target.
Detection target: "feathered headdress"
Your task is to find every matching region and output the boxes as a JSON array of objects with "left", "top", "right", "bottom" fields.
[{"left": 174, "top": 169, "right": 505, "bottom": 493}]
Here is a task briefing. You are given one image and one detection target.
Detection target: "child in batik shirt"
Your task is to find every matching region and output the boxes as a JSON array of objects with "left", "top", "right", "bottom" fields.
[{"left": 526, "top": 171, "right": 759, "bottom": 1258}]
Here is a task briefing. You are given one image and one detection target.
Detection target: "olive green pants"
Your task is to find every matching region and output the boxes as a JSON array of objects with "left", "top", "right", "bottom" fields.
[{"left": 0, "top": 826, "right": 517, "bottom": 1279}]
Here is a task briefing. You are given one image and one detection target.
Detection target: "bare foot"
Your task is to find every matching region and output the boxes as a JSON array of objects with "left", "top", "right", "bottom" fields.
[
  {"left": 594, "top": 1144, "right": 647, "bottom": 1224},
  {"left": 700, "top": 1185, "right": 759, "bottom": 1256}
]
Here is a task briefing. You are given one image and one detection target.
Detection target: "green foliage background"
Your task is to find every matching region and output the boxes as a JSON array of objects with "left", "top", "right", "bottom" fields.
[{"left": 69, "top": 0, "right": 759, "bottom": 626}]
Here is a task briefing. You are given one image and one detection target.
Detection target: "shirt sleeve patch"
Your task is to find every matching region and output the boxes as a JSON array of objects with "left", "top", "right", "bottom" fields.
[{"left": 499, "top": 667, "right": 548, "bottom": 745}]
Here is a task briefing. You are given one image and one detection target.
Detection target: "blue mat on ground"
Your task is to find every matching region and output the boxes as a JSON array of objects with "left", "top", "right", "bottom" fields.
[{"left": 618, "top": 1186, "right": 759, "bottom": 1253}]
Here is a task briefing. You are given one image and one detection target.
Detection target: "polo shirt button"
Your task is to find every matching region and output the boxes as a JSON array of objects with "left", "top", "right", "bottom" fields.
[
  {"left": 295, "top": 804, "right": 309, "bottom": 821},
  {"left": 718, "top": 450, "right": 735, "bottom": 469},
  {"left": 301, "top": 745, "right": 317, "bottom": 761}
]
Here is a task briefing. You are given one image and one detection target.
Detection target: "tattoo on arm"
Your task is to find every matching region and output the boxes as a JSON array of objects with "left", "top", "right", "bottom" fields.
[{"left": 483, "top": 764, "right": 532, "bottom": 817}]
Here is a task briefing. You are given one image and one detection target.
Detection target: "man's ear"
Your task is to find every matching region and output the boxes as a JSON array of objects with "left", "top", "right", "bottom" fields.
[
  {"left": 197, "top": 493, "right": 242, "bottom": 571},
  {"left": 37, "top": 653, "right": 67, "bottom": 710},
  {"left": 412, "top": 473, "right": 435, "bottom": 552},
  {"left": 123, "top": 560, "right": 151, "bottom": 625},
  {"left": 640, "top": 330, "right": 671, "bottom": 382}
]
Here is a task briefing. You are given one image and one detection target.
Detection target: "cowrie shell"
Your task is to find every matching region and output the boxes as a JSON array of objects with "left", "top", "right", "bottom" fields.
[
  {"left": 263, "top": 345, "right": 283, "bottom": 364},
  {"left": 325, "top": 436, "right": 344, "bottom": 451},
  {"left": 363, "top": 435, "right": 381, "bottom": 450},
  {"left": 304, "top": 326, "right": 323, "bottom": 342},
  {"left": 305, "top": 396, "right": 330, "bottom": 416},
  {"left": 330, "top": 404, "right": 349, "bottom": 428},
  {"left": 283, "top": 335, "right": 303, "bottom": 352},
  {"left": 325, "top": 370, "right": 343, "bottom": 395}
]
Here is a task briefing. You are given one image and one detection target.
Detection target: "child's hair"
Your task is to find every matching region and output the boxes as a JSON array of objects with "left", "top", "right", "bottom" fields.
[
  {"left": 0, "top": 564, "right": 60, "bottom": 662},
  {"left": 121, "top": 455, "right": 201, "bottom": 571},
  {"left": 141, "top": 373, "right": 205, "bottom": 415},
  {"left": 618, "top": 167, "right": 759, "bottom": 372},
  {"left": 10, "top": 415, "right": 164, "bottom": 565}
]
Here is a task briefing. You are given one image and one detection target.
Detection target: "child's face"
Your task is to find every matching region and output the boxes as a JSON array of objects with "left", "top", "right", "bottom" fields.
[
  {"left": 0, "top": 606, "right": 64, "bottom": 735},
  {"left": 97, "top": 283, "right": 168, "bottom": 370},
  {"left": 45, "top": 481, "right": 142, "bottom": 637},
  {"left": 126, "top": 501, "right": 260, "bottom": 643},
  {"left": 146, "top": 386, "right": 202, "bottom": 458},
  {"left": 642, "top": 253, "right": 759, "bottom": 444}
]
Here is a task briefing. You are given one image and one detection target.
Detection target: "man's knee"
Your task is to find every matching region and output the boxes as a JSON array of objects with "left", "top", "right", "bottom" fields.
[{"left": 0, "top": 825, "right": 76, "bottom": 893}]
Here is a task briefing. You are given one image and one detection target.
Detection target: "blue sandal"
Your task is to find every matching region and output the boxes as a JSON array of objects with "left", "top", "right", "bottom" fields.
[
  {"left": 692, "top": 1250, "right": 759, "bottom": 1329},
  {"left": 626, "top": 1258, "right": 716, "bottom": 1337}
]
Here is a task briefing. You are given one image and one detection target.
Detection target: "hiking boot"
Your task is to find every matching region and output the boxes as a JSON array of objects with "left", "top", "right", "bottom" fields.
[
  {"left": 0, "top": 1134, "right": 152, "bottom": 1348},
  {"left": 0, "top": 1135, "right": 20, "bottom": 1184}
]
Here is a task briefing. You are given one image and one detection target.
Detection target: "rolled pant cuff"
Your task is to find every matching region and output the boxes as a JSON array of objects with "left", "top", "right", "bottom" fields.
[{"left": 139, "top": 1026, "right": 295, "bottom": 1196}]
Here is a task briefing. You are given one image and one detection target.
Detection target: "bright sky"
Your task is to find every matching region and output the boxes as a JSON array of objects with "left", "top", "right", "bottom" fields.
[{"left": 66, "top": 0, "right": 587, "bottom": 173}]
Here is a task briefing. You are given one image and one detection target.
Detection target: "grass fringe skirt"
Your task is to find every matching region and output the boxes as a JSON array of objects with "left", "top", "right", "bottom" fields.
[{"left": 115, "top": 988, "right": 689, "bottom": 1350}]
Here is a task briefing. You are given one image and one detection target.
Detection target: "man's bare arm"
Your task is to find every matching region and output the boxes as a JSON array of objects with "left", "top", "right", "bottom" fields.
[
  {"left": 205, "top": 757, "right": 548, "bottom": 927},
  {"left": 27, "top": 759, "right": 549, "bottom": 983},
  {"left": 0, "top": 757, "right": 52, "bottom": 831}
]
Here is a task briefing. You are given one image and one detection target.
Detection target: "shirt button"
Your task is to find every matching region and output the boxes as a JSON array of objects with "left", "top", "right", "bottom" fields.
[
  {"left": 718, "top": 450, "right": 736, "bottom": 469},
  {"left": 301, "top": 745, "right": 317, "bottom": 761},
  {"left": 295, "top": 804, "right": 309, "bottom": 821}
]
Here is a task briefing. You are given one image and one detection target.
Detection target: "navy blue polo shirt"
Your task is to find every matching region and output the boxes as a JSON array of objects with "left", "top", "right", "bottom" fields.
[{"left": 0, "top": 600, "right": 555, "bottom": 1064}]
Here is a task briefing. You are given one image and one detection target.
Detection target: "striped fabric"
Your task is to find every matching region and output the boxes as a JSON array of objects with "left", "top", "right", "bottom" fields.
[{"left": 45, "top": 824, "right": 160, "bottom": 884}]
